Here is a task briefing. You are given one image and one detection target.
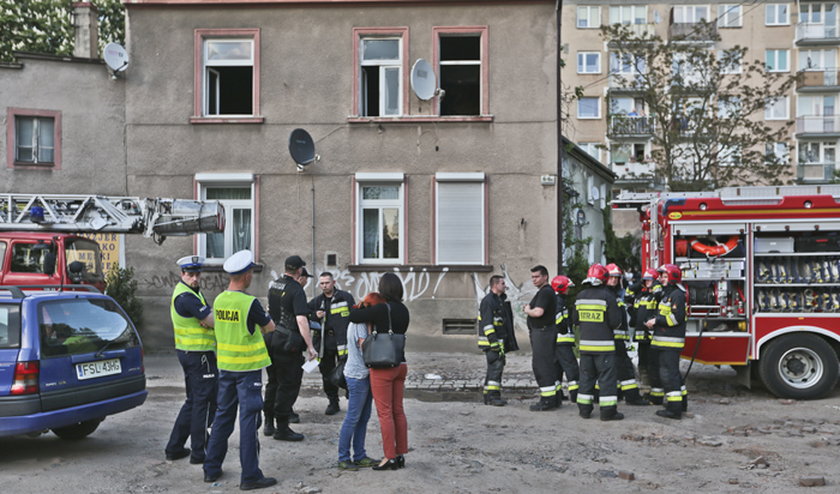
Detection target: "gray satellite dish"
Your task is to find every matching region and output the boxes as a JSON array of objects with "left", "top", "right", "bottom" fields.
[
  {"left": 410, "top": 58, "right": 437, "bottom": 101},
  {"left": 289, "top": 128, "right": 317, "bottom": 172},
  {"left": 103, "top": 43, "right": 129, "bottom": 73}
]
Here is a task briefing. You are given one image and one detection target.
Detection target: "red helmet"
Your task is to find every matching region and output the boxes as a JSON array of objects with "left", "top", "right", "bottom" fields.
[
  {"left": 657, "top": 264, "right": 682, "bottom": 283},
  {"left": 642, "top": 268, "right": 658, "bottom": 281},
  {"left": 605, "top": 263, "right": 623, "bottom": 277},
  {"left": 585, "top": 264, "right": 608, "bottom": 285},
  {"left": 551, "top": 275, "right": 575, "bottom": 294}
]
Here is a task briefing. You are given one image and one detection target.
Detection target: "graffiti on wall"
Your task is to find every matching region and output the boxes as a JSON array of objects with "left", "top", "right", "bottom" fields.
[{"left": 141, "top": 271, "right": 231, "bottom": 292}]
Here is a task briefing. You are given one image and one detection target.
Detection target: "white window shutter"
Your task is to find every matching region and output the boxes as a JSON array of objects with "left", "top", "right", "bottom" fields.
[{"left": 437, "top": 182, "right": 484, "bottom": 264}]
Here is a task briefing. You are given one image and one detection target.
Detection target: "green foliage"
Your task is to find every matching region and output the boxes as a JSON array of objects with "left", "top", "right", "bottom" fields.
[
  {"left": 1, "top": 0, "right": 125, "bottom": 62},
  {"left": 560, "top": 176, "right": 591, "bottom": 299},
  {"left": 602, "top": 206, "right": 640, "bottom": 274},
  {"left": 105, "top": 264, "right": 143, "bottom": 327}
]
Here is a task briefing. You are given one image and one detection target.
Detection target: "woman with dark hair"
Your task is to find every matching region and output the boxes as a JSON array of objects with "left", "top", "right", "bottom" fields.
[{"left": 348, "top": 272, "right": 409, "bottom": 471}]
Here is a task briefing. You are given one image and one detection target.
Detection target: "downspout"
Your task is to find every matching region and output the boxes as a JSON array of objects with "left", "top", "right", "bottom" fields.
[{"left": 556, "top": 0, "right": 565, "bottom": 274}]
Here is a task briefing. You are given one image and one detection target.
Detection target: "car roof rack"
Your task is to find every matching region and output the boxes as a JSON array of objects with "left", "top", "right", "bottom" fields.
[
  {"left": 0, "top": 284, "right": 101, "bottom": 299},
  {"left": 0, "top": 286, "right": 26, "bottom": 298}
]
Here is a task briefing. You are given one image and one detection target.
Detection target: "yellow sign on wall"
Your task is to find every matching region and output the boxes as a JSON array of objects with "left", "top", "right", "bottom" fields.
[{"left": 77, "top": 233, "right": 124, "bottom": 272}]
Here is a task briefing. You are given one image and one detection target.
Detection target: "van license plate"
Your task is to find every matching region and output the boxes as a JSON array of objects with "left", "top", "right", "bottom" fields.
[{"left": 76, "top": 358, "right": 122, "bottom": 380}]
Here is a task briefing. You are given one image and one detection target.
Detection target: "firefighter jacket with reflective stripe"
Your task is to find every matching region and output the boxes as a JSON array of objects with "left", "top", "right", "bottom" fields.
[
  {"left": 572, "top": 285, "right": 621, "bottom": 354},
  {"left": 477, "top": 291, "right": 513, "bottom": 352},
  {"left": 608, "top": 285, "right": 630, "bottom": 340},
  {"left": 309, "top": 289, "right": 355, "bottom": 357},
  {"left": 171, "top": 282, "right": 215, "bottom": 352},
  {"left": 651, "top": 284, "right": 687, "bottom": 350},
  {"left": 214, "top": 290, "right": 271, "bottom": 372},
  {"left": 624, "top": 280, "right": 642, "bottom": 327},
  {"left": 633, "top": 282, "right": 662, "bottom": 341},
  {"left": 554, "top": 293, "right": 574, "bottom": 345}
]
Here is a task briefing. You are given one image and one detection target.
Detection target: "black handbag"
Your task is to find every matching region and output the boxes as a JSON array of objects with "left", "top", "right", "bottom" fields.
[
  {"left": 362, "top": 304, "right": 406, "bottom": 368},
  {"left": 328, "top": 359, "right": 347, "bottom": 389}
]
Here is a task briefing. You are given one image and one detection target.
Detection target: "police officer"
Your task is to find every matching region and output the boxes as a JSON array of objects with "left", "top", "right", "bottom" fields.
[
  {"left": 309, "top": 271, "right": 355, "bottom": 415},
  {"left": 477, "top": 274, "right": 514, "bottom": 406},
  {"left": 606, "top": 264, "right": 647, "bottom": 406},
  {"left": 573, "top": 264, "right": 624, "bottom": 421},
  {"left": 633, "top": 269, "right": 662, "bottom": 389},
  {"left": 203, "top": 250, "right": 277, "bottom": 490},
  {"left": 266, "top": 255, "right": 318, "bottom": 441},
  {"left": 524, "top": 265, "right": 560, "bottom": 411},
  {"left": 165, "top": 256, "right": 216, "bottom": 464},
  {"left": 551, "top": 275, "right": 580, "bottom": 405},
  {"left": 645, "top": 264, "right": 687, "bottom": 419}
]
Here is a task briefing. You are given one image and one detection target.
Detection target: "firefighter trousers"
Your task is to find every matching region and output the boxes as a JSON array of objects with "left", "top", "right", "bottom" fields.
[
  {"left": 646, "top": 346, "right": 664, "bottom": 404},
  {"left": 554, "top": 343, "right": 580, "bottom": 402},
  {"left": 483, "top": 350, "right": 505, "bottom": 395},
  {"left": 659, "top": 348, "right": 686, "bottom": 413},
  {"left": 577, "top": 352, "right": 618, "bottom": 412},
  {"left": 529, "top": 327, "right": 559, "bottom": 399},
  {"left": 615, "top": 340, "right": 641, "bottom": 400}
]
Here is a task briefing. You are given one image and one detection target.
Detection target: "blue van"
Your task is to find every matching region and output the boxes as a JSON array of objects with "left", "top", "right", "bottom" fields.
[{"left": 0, "top": 285, "right": 146, "bottom": 439}]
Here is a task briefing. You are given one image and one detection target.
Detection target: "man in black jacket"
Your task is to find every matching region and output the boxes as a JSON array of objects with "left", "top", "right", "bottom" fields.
[
  {"left": 477, "top": 274, "right": 514, "bottom": 407},
  {"left": 524, "top": 265, "right": 559, "bottom": 411},
  {"left": 551, "top": 275, "right": 580, "bottom": 405}
]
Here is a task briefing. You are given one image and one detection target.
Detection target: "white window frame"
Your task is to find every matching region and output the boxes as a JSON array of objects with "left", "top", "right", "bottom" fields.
[
  {"left": 14, "top": 116, "right": 55, "bottom": 164},
  {"left": 765, "top": 49, "right": 790, "bottom": 72},
  {"left": 765, "top": 96, "right": 790, "bottom": 120},
  {"left": 799, "top": 141, "right": 836, "bottom": 164},
  {"left": 577, "top": 52, "right": 601, "bottom": 74},
  {"left": 717, "top": 4, "right": 743, "bottom": 28},
  {"left": 673, "top": 5, "right": 709, "bottom": 24},
  {"left": 610, "top": 52, "right": 645, "bottom": 75},
  {"left": 435, "top": 173, "right": 485, "bottom": 265},
  {"left": 359, "top": 37, "right": 403, "bottom": 117},
  {"left": 195, "top": 173, "right": 256, "bottom": 263},
  {"left": 609, "top": 5, "right": 647, "bottom": 25},
  {"left": 578, "top": 142, "right": 602, "bottom": 161},
  {"left": 799, "top": 49, "right": 837, "bottom": 71},
  {"left": 202, "top": 38, "right": 255, "bottom": 117},
  {"left": 577, "top": 97, "right": 601, "bottom": 119},
  {"left": 718, "top": 49, "right": 742, "bottom": 74},
  {"left": 766, "top": 142, "right": 789, "bottom": 164},
  {"left": 577, "top": 6, "right": 601, "bottom": 29},
  {"left": 355, "top": 173, "right": 405, "bottom": 264},
  {"left": 765, "top": 3, "right": 790, "bottom": 26}
]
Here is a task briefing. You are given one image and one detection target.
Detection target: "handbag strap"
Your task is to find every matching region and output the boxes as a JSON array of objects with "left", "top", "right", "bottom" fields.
[{"left": 370, "top": 303, "right": 393, "bottom": 335}]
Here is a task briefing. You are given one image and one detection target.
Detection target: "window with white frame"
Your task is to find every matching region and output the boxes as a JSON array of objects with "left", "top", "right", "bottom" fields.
[
  {"left": 196, "top": 174, "right": 256, "bottom": 261},
  {"left": 438, "top": 33, "right": 483, "bottom": 116},
  {"left": 435, "top": 173, "right": 485, "bottom": 265},
  {"left": 800, "top": 3, "right": 830, "bottom": 24},
  {"left": 577, "top": 6, "right": 601, "bottom": 28},
  {"left": 799, "top": 141, "right": 836, "bottom": 164},
  {"left": 609, "top": 5, "right": 647, "bottom": 24},
  {"left": 202, "top": 37, "right": 256, "bottom": 116},
  {"left": 765, "top": 4, "right": 789, "bottom": 25},
  {"left": 765, "top": 49, "right": 789, "bottom": 72},
  {"left": 609, "top": 52, "right": 646, "bottom": 74},
  {"left": 356, "top": 174, "right": 404, "bottom": 264},
  {"left": 673, "top": 5, "right": 709, "bottom": 23},
  {"left": 717, "top": 144, "right": 741, "bottom": 166},
  {"left": 718, "top": 96, "right": 741, "bottom": 118},
  {"left": 577, "top": 97, "right": 600, "bottom": 119},
  {"left": 717, "top": 4, "right": 742, "bottom": 28},
  {"left": 799, "top": 49, "right": 837, "bottom": 71},
  {"left": 577, "top": 52, "right": 601, "bottom": 74},
  {"left": 13, "top": 115, "right": 56, "bottom": 165},
  {"left": 718, "top": 49, "right": 742, "bottom": 74},
  {"left": 765, "top": 142, "right": 789, "bottom": 164},
  {"left": 359, "top": 37, "right": 403, "bottom": 117},
  {"left": 578, "top": 142, "right": 602, "bottom": 161},
  {"left": 765, "top": 96, "right": 789, "bottom": 120}
]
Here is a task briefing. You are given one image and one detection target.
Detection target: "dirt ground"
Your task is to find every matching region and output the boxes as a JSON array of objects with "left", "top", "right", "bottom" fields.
[{"left": 1, "top": 353, "right": 838, "bottom": 493}]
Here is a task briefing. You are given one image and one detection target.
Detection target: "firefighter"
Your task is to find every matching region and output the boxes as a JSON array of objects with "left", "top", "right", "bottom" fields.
[
  {"left": 551, "top": 275, "right": 580, "bottom": 405},
  {"left": 645, "top": 263, "right": 688, "bottom": 419},
  {"left": 308, "top": 272, "right": 356, "bottom": 416},
  {"left": 634, "top": 269, "right": 662, "bottom": 389},
  {"left": 573, "top": 264, "right": 624, "bottom": 421},
  {"left": 524, "top": 265, "right": 560, "bottom": 411},
  {"left": 477, "top": 274, "right": 514, "bottom": 406},
  {"left": 605, "top": 263, "right": 647, "bottom": 406}
]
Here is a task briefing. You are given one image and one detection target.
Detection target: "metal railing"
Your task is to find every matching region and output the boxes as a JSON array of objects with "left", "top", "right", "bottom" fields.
[
  {"left": 796, "top": 23, "right": 840, "bottom": 41},
  {"left": 669, "top": 22, "right": 717, "bottom": 42},
  {"left": 796, "top": 116, "right": 840, "bottom": 134},
  {"left": 608, "top": 115, "right": 655, "bottom": 136}
]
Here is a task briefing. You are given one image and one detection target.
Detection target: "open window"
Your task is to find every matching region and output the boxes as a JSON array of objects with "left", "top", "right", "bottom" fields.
[{"left": 193, "top": 29, "right": 260, "bottom": 120}]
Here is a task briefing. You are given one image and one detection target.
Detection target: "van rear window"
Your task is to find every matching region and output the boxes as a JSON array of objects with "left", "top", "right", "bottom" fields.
[
  {"left": 0, "top": 304, "right": 21, "bottom": 348},
  {"left": 39, "top": 298, "right": 138, "bottom": 357}
]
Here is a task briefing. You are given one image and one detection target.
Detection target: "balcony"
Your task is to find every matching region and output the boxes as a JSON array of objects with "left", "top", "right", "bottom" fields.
[
  {"left": 669, "top": 22, "right": 717, "bottom": 43},
  {"left": 797, "top": 69, "right": 840, "bottom": 91},
  {"left": 607, "top": 23, "right": 657, "bottom": 46},
  {"left": 796, "top": 23, "right": 840, "bottom": 44},
  {"left": 607, "top": 73, "right": 646, "bottom": 92},
  {"left": 608, "top": 115, "right": 655, "bottom": 137},
  {"left": 796, "top": 116, "right": 840, "bottom": 136},
  {"left": 798, "top": 162, "right": 837, "bottom": 182}
]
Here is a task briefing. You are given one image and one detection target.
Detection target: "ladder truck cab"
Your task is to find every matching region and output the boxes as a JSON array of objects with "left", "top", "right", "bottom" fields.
[
  {"left": 615, "top": 185, "right": 840, "bottom": 400},
  {"left": 0, "top": 233, "right": 106, "bottom": 291}
]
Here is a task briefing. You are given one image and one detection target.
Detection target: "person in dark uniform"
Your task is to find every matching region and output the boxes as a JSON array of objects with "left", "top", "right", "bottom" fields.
[
  {"left": 551, "top": 275, "right": 580, "bottom": 405},
  {"left": 633, "top": 268, "right": 662, "bottom": 389},
  {"left": 203, "top": 250, "right": 277, "bottom": 490},
  {"left": 165, "top": 255, "right": 216, "bottom": 464},
  {"left": 645, "top": 263, "right": 688, "bottom": 419},
  {"left": 605, "top": 263, "right": 647, "bottom": 406},
  {"left": 309, "top": 272, "right": 356, "bottom": 415},
  {"left": 477, "top": 274, "right": 514, "bottom": 406},
  {"left": 573, "top": 263, "right": 624, "bottom": 421},
  {"left": 524, "top": 265, "right": 559, "bottom": 411},
  {"left": 266, "top": 255, "right": 318, "bottom": 441}
]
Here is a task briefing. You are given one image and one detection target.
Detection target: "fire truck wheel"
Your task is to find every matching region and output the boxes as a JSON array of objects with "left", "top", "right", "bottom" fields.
[{"left": 758, "top": 334, "right": 839, "bottom": 400}]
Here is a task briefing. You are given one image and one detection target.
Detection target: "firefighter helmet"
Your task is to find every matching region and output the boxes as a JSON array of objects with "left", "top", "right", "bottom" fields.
[
  {"left": 642, "top": 268, "right": 658, "bottom": 281},
  {"left": 605, "top": 263, "right": 623, "bottom": 277},
  {"left": 657, "top": 263, "right": 682, "bottom": 283},
  {"left": 551, "top": 275, "right": 574, "bottom": 295},
  {"left": 584, "top": 264, "right": 608, "bottom": 285}
]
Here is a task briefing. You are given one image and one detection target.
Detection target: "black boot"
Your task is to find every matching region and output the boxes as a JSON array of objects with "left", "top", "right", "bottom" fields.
[
  {"left": 529, "top": 396, "right": 558, "bottom": 412},
  {"left": 485, "top": 391, "right": 506, "bottom": 407},
  {"left": 624, "top": 388, "right": 649, "bottom": 406},
  {"left": 569, "top": 390, "right": 578, "bottom": 406},
  {"left": 273, "top": 422, "right": 304, "bottom": 441},
  {"left": 656, "top": 408, "right": 682, "bottom": 420},
  {"left": 262, "top": 415, "right": 275, "bottom": 437},
  {"left": 325, "top": 397, "right": 340, "bottom": 416},
  {"left": 682, "top": 395, "right": 688, "bottom": 412},
  {"left": 578, "top": 404, "right": 593, "bottom": 419},
  {"left": 600, "top": 406, "right": 624, "bottom": 421}
]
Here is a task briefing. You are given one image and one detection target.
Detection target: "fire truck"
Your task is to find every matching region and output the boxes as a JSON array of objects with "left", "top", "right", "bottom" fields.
[{"left": 614, "top": 185, "right": 840, "bottom": 400}]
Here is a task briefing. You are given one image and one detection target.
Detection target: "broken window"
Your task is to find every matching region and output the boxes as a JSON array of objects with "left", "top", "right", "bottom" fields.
[{"left": 439, "top": 34, "right": 482, "bottom": 116}]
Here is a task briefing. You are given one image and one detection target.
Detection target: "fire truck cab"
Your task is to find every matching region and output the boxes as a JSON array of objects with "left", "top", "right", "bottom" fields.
[
  {"left": 620, "top": 185, "right": 840, "bottom": 400},
  {"left": 0, "top": 233, "right": 105, "bottom": 291}
]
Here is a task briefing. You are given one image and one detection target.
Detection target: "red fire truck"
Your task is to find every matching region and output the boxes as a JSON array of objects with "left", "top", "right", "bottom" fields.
[{"left": 615, "top": 185, "right": 840, "bottom": 399}]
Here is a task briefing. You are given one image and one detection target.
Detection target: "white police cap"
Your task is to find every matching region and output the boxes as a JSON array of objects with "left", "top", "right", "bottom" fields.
[
  {"left": 177, "top": 255, "right": 205, "bottom": 272},
  {"left": 223, "top": 250, "right": 255, "bottom": 275}
]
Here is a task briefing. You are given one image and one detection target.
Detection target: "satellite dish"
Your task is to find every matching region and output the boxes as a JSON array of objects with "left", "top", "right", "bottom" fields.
[
  {"left": 410, "top": 58, "right": 437, "bottom": 101},
  {"left": 103, "top": 43, "right": 129, "bottom": 73},
  {"left": 289, "top": 128, "right": 317, "bottom": 171}
]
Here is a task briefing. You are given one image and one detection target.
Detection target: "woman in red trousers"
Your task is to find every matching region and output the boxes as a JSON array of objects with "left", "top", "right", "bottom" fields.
[{"left": 348, "top": 272, "right": 409, "bottom": 470}]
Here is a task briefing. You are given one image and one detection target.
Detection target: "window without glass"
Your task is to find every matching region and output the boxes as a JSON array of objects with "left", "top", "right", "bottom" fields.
[
  {"left": 360, "top": 37, "right": 402, "bottom": 117},
  {"left": 436, "top": 178, "right": 484, "bottom": 264},
  {"left": 765, "top": 4, "right": 789, "bottom": 25},
  {"left": 358, "top": 183, "right": 403, "bottom": 263},
  {"left": 577, "top": 6, "right": 601, "bottom": 28},
  {"left": 439, "top": 35, "right": 481, "bottom": 116},
  {"left": 765, "top": 49, "right": 789, "bottom": 72},
  {"left": 609, "top": 5, "right": 647, "bottom": 24},
  {"left": 198, "top": 183, "right": 254, "bottom": 260},
  {"left": 15, "top": 116, "right": 55, "bottom": 164},
  {"left": 577, "top": 97, "right": 600, "bottom": 118},
  {"left": 203, "top": 39, "right": 255, "bottom": 116},
  {"left": 577, "top": 52, "right": 601, "bottom": 74},
  {"left": 717, "top": 5, "right": 742, "bottom": 28}
]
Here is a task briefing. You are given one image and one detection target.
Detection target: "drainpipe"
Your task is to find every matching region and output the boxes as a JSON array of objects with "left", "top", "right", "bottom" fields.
[{"left": 556, "top": 0, "right": 565, "bottom": 274}]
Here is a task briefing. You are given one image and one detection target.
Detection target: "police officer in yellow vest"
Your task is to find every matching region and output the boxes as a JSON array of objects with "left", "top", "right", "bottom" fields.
[
  {"left": 165, "top": 255, "right": 216, "bottom": 464},
  {"left": 203, "top": 250, "right": 277, "bottom": 490}
]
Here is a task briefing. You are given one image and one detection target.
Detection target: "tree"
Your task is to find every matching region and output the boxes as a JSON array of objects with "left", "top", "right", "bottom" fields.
[
  {"left": 105, "top": 264, "right": 143, "bottom": 327},
  {"left": 0, "top": 0, "right": 125, "bottom": 62},
  {"left": 601, "top": 22, "right": 800, "bottom": 191}
]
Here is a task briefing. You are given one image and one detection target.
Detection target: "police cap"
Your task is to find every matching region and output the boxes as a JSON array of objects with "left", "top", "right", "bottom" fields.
[
  {"left": 177, "top": 255, "right": 205, "bottom": 272},
  {"left": 224, "top": 250, "right": 255, "bottom": 275}
]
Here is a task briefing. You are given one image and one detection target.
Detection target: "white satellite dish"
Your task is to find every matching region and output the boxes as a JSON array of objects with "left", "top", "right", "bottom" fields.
[
  {"left": 411, "top": 58, "right": 437, "bottom": 101},
  {"left": 103, "top": 43, "right": 129, "bottom": 73}
]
